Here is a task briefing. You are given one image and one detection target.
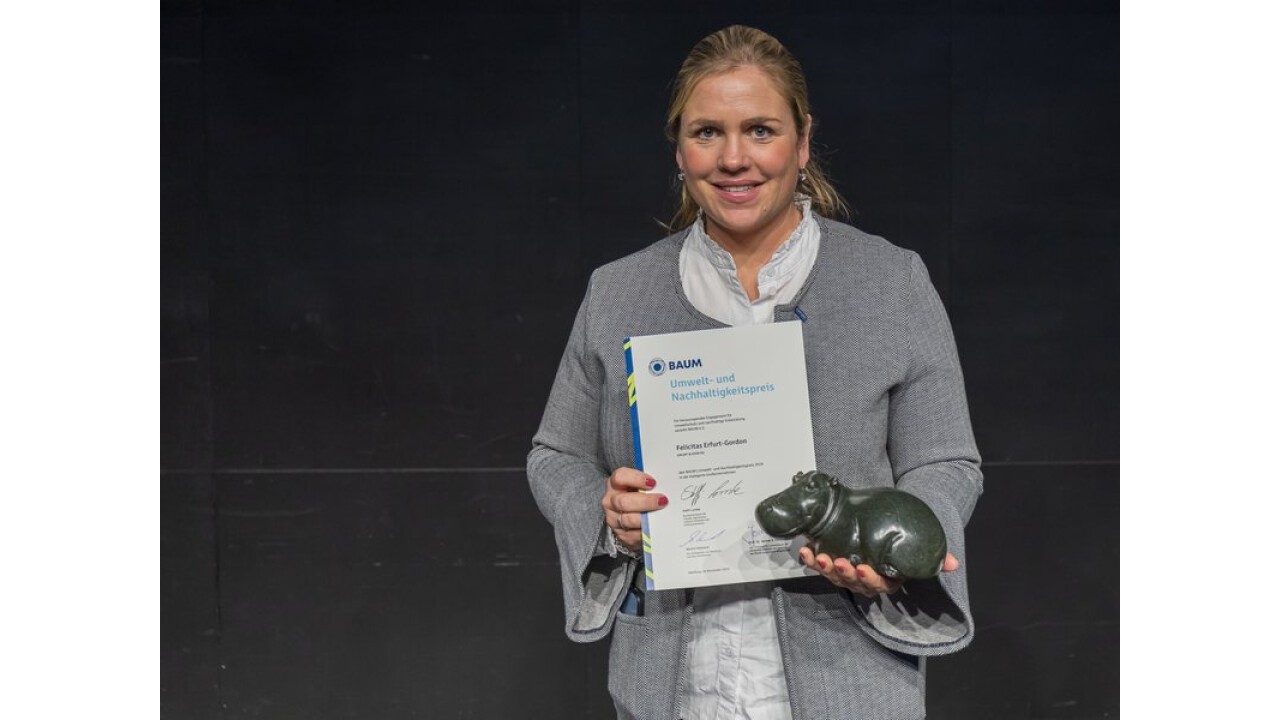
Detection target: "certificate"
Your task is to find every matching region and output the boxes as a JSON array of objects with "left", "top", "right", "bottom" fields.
[{"left": 624, "top": 321, "right": 817, "bottom": 590}]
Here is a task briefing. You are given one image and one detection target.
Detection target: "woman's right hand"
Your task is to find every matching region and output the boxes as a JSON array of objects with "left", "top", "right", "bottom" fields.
[{"left": 601, "top": 467, "right": 668, "bottom": 554}]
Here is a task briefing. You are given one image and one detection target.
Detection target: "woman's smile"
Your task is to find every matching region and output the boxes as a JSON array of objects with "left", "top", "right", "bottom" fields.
[{"left": 711, "top": 181, "right": 764, "bottom": 202}]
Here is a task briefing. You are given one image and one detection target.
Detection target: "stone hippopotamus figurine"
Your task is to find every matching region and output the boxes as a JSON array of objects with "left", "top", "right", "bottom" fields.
[{"left": 754, "top": 470, "right": 947, "bottom": 581}]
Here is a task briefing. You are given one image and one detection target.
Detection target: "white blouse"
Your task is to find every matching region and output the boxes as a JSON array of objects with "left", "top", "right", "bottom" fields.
[{"left": 677, "top": 196, "right": 820, "bottom": 720}]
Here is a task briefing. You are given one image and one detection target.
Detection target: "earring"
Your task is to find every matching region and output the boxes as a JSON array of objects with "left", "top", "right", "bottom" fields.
[
  {"left": 677, "top": 170, "right": 685, "bottom": 182},
  {"left": 798, "top": 168, "right": 808, "bottom": 184}
]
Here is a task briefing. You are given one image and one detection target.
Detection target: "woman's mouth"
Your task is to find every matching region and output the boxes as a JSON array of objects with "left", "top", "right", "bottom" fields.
[{"left": 712, "top": 181, "right": 763, "bottom": 203}]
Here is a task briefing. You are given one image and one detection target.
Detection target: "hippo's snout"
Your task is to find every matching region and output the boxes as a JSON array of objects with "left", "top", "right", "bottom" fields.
[
  {"left": 755, "top": 471, "right": 833, "bottom": 538},
  {"left": 755, "top": 495, "right": 807, "bottom": 538}
]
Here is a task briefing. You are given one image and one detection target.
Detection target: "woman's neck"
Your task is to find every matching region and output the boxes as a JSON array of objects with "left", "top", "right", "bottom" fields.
[{"left": 705, "top": 204, "right": 803, "bottom": 301}]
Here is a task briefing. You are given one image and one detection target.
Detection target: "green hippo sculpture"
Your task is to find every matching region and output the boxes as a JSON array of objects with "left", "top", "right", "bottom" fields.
[{"left": 754, "top": 470, "right": 947, "bottom": 581}]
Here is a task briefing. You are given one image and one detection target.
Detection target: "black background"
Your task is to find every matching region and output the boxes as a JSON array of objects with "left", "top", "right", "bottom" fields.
[{"left": 162, "top": 1, "right": 1118, "bottom": 717}]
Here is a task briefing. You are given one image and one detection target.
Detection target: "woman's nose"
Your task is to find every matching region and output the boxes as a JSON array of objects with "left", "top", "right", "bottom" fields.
[{"left": 718, "top": 135, "right": 749, "bottom": 172}]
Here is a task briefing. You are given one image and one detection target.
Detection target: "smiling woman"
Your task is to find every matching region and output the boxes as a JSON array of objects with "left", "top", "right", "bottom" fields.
[
  {"left": 528, "top": 24, "right": 983, "bottom": 720},
  {"left": 665, "top": 28, "right": 849, "bottom": 303},
  {"left": 674, "top": 65, "right": 810, "bottom": 286}
]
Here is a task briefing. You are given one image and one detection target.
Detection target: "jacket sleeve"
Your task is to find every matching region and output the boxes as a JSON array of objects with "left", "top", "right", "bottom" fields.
[
  {"left": 848, "top": 250, "right": 984, "bottom": 656},
  {"left": 527, "top": 272, "right": 635, "bottom": 643}
]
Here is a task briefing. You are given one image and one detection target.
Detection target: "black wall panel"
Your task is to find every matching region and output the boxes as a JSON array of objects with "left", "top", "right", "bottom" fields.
[
  {"left": 201, "top": 5, "right": 583, "bottom": 469},
  {"left": 949, "top": 8, "right": 1119, "bottom": 463},
  {"left": 161, "top": 473, "right": 220, "bottom": 720},
  {"left": 162, "top": 11, "right": 212, "bottom": 470},
  {"left": 215, "top": 471, "right": 612, "bottom": 718},
  {"left": 162, "top": 1, "right": 1119, "bottom": 717},
  {"left": 929, "top": 464, "right": 1119, "bottom": 718}
]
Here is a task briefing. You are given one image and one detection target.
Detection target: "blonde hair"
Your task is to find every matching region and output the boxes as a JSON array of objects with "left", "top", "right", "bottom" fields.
[{"left": 663, "top": 25, "right": 849, "bottom": 232}]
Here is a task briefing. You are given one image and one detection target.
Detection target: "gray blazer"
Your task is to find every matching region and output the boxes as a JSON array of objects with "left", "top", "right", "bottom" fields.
[{"left": 528, "top": 217, "right": 983, "bottom": 719}]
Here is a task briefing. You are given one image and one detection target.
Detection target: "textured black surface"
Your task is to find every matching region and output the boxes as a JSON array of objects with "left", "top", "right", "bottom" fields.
[
  {"left": 160, "top": 473, "right": 220, "bottom": 720},
  {"left": 948, "top": 8, "right": 1119, "bottom": 464},
  {"left": 162, "top": 12, "right": 211, "bottom": 470},
  {"left": 929, "top": 463, "right": 1119, "bottom": 718},
  {"left": 162, "top": 1, "right": 1118, "bottom": 718},
  {"left": 215, "top": 471, "right": 612, "bottom": 719},
  {"left": 200, "top": 6, "right": 583, "bottom": 469}
]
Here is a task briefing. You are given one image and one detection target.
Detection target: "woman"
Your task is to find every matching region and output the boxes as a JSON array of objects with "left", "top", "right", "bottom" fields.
[{"left": 528, "top": 25, "right": 981, "bottom": 720}]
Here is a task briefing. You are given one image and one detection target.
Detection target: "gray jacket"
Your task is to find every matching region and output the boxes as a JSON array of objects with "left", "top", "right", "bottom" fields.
[{"left": 528, "top": 217, "right": 983, "bottom": 719}]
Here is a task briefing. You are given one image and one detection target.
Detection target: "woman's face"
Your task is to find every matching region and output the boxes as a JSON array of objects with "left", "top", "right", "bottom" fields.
[{"left": 675, "top": 65, "right": 810, "bottom": 247}]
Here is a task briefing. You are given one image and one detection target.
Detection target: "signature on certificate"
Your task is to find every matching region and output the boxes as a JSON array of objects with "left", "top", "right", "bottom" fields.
[
  {"left": 681, "top": 528, "right": 727, "bottom": 547},
  {"left": 680, "top": 478, "right": 745, "bottom": 506}
]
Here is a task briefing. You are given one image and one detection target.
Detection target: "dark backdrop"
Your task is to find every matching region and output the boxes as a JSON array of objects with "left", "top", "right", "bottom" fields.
[{"left": 162, "top": 1, "right": 1118, "bottom": 717}]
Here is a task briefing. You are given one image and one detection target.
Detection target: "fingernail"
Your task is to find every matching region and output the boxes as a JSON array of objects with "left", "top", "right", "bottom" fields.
[
  {"left": 645, "top": 477, "right": 656, "bottom": 488},
  {"left": 855, "top": 567, "right": 865, "bottom": 579},
  {"left": 657, "top": 495, "right": 668, "bottom": 507},
  {"left": 817, "top": 559, "right": 828, "bottom": 569}
]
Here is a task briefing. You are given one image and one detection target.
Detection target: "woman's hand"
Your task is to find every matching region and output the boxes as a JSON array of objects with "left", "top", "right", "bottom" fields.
[
  {"left": 798, "top": 547, "right": 960, "bottom": 597},
  {"left": 601, "top": 467, "right": 668, "bottom": 554}
]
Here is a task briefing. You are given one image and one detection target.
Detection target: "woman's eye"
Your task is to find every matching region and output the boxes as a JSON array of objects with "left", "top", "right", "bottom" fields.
[
  {"left": 751, "top": 126, "right": 774, "bottom": 138},
  {"left": 696, "top": 127, "right": 717, "bottom": 139}
]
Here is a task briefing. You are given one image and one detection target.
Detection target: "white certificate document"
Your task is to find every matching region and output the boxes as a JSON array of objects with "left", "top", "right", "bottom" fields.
[{"left": 625, "top": 321, "right": 817, "bottom": 591}]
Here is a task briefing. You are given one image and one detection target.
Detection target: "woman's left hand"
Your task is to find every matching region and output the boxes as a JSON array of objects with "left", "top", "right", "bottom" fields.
[{"left": 798, "top": 547, "right": 960, "bottom": 597}]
